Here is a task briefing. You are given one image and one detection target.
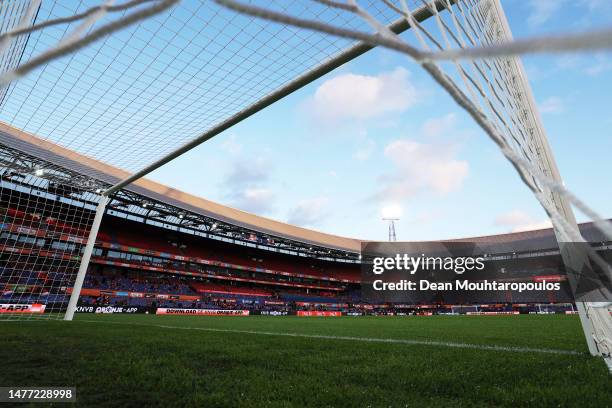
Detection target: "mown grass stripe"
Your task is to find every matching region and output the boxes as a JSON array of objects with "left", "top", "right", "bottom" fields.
[{"left": 76, "top": 318, "right": 582, "bottom": 356}]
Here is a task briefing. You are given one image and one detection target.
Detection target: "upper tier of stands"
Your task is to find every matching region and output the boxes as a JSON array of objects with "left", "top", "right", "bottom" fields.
[
  {"left": 97, "top": 216, "right": 360, "bottom": 283},
  {"left": 1, "top": 205, "right": 360, "bottom": 290}
]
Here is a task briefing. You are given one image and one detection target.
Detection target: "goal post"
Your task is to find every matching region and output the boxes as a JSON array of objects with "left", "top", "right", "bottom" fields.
[
  {"left": 212, "top": 0, "right": 612, "bottom": 369},
  {"left": 491, "top": 0, "right": 612, "bottom": 365},
  {"left": 451, "top": 305, "right": 479, "bottom": 315},
  {"left": 487, "top": 0, "right": 604, "bottom": 358},
  {"left": 0, "top": 0, "right": 610, "bottom": 371},
  {"left": 63, "top": 195, "right": 109, "bottom": 321},
  {"left": 0, "top": 0, "right": 433, "bottom": 322}
]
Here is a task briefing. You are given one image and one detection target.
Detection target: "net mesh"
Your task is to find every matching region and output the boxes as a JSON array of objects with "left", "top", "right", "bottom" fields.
[
  {"left": 0, "top": 152, "right": 102, "bottom": 320},
  {"left": 0, "top": 0, "right": 399, "bottom": 320},
  {"left": 0, "top": 0, "right": 399, "bottom": 173},
  {"left": 212, "top": 0, "right": 612, "bottom": 245},
  {"left": 0, "top": 0, "right": 38, "bottom": 108},
  {"left": 0, "top": 0, "right": 610, "bottom": 363},
  {"left": 213, "top": 0, "right": 612, "bottom": 361}
]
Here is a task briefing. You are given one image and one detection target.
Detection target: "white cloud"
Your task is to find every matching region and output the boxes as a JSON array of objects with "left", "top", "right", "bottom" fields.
[
  {"left": 220, "top": 133, "right": 242, "bottom": 155},
  {"left": 224, "top": 158, "right": 269, "bottom": 187},
  {"left": 524, "top": 64, "right": 546, "bottom": 82},
  {"left": 306, "top": 67, "right": 418, "bottom": 123},
  {"left": 222, "top": 157, "right": 275, "bottom": 214},
  {"left": 539, "top": 97, "right": 565, "bottom": 114},
  {"left": 555, "top": 54, "right": 612, "bottom": 77},
  {"left": 229, "top": 188, "right": 275, "bottom": 215},
  {"left": 556, "top": 55, "right": 582, "bottom": 70},
  {"left": 372, "top": 114, "right": 469, "bottom": 202},
  {"left": 527, "top": 0, "right": 565, "bottom": 27},
  {"left": 287, "top": 197, "right": 330, "bottom": 227},
  {"left": 495, "top": 210, "right": 532, "bottom": 226},
  {"left": 584, "top": 55, "right": 612, "bottom": 76},
  {"left": 513, "top": 220, "right": 554, "bottom": 232},
  {"left": 353, "top": 138, "right": 376, "bottom": 161},
  {"left": 378, "top": 139, "right": 468, "bottom": 200},
  {"left": 495, "top": 210, "right": 552, "bottom": 233},
  {"left": 421, "top": 113, "right": 457, "bottom": 138}
]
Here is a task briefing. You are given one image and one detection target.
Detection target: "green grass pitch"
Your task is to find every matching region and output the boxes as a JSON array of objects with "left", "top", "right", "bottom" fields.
[{"left": 1, "top": 314, "right": 611, "bottom": 407}]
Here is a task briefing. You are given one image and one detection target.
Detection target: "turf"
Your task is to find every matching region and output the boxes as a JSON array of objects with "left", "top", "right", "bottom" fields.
[{"left": 1, "top": 314, "right": 611, "bottom": 407}]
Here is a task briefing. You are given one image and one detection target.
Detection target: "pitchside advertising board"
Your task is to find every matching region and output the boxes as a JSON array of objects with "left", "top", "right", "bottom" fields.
[
  {"left": 0, "top": 303, "right": 46, "bottom": 314},
  {"left": 254, "top": 310, "right": 289, "bottom": 316},
  {"left": 156, "top": 308, "right": 250, "bottom": 316},
  {"left": 361, "top": 241, "right": 612, "bottom": 304},
  {"left": 76, "top": 306, "right": 145, "bottom": 314},
  {"left": 296, "top": 311, "right": 342, "bottom": 317},
  {"left": 154, "top": 309, "right": 338, "bottom": 316}
]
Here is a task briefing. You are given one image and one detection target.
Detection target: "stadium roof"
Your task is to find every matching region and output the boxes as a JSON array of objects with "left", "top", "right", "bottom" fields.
[
  {"left": 447, "top": 222, "right": 609, "bottom": 255},
  {"left": 0, "top": 121, "right": 362, "bottom": 253},
  {"left": 2, "top": 120, "right": 610, "bottom": 259}
]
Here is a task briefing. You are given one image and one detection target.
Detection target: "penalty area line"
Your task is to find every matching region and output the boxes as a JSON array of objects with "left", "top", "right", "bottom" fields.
[{"left": 76, "top": 318, "right": 581, "bottom": 356}]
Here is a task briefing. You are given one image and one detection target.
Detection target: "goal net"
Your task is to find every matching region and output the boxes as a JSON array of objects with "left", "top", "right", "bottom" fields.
[
  {"left": 451, "top": 305, "right": 478, "bottom": 315},
  {"left": 0, "top": 0, "right": 400, "bottom": 320},
  {"left": 0, "top": 0, "right": 610, "bottom": 368},
  {"left": 0, "top": 155, "right": 103, "bottom": 319},
  {"left": 210, "top": 0, "right": 612, "bottom": 367}
]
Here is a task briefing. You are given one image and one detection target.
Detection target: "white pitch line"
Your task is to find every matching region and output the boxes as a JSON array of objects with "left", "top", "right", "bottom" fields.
[{"left": 74, "top": 318, "right": 582, "bottom": 356}]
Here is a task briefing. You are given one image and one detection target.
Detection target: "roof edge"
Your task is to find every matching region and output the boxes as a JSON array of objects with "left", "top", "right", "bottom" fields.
[{"left": 0, "top": 121, "right": 362, "bottom": 252}]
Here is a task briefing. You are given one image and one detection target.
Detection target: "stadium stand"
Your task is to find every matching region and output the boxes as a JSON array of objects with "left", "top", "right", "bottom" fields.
[{"left": 1, "top": 174, "right": 610, "bottom": 315}]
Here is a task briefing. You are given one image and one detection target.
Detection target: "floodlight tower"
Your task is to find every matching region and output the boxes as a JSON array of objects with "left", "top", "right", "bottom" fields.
[{"left": 382, "top": 217, "right": 399, "bottom": 242}]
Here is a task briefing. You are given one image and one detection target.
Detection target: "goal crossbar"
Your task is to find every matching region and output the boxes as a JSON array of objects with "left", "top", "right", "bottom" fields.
[{"left": 103, "top": 1, "right": 447, "bottom": 196}]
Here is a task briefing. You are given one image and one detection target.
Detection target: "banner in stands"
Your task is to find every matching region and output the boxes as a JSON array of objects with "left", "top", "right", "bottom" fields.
[
  {"left": 78, "top": 288, "right": 199, "bottom": 301},
  {"left": 0, "top": 303, "right": 45, "bottom": 313},
  {"left": 296, "top": 302, "right": 348, "bottom": 308},
  {"left": 156, "top": 308, "right": 249, "bottom": 316},
  {"left": 76, "top": 306, "right": 146, "bottom": 314},
  {"left": 296, "top": 311, "right": 341, "bottom": 317},
  {"left": 87, "top": 235, "right": 357, "bottom": 283}
]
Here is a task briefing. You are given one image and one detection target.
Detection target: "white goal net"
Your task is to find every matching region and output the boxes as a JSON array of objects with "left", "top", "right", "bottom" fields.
[
  {"left": 214, "top": 0, "right": 612, "bottom": 370},
  {"left": 0, "top": 0, "right": 610, "bottom": 369},
  {"left": 0, "top": 0, "right": 399, "bottom": 321}
]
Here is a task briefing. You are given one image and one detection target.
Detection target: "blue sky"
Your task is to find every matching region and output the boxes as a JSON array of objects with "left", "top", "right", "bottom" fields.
[
  {"left": 2, "top": 0, "right": 609, "bottom": 243},
  {"left": 144, "top": 0, "right": 612, "bottom": 242}
]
